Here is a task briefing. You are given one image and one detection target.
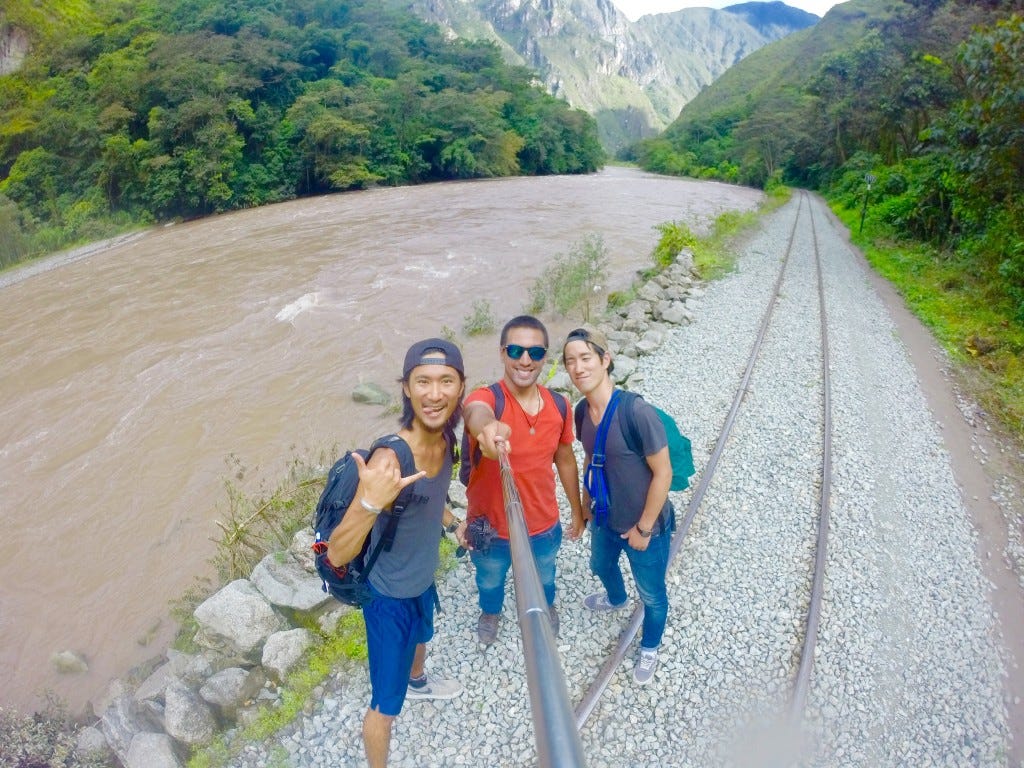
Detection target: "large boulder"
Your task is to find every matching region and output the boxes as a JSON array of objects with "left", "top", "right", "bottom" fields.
[
  {"left": 352, "top": 382, "right": 390, "bottom": 405},
  {"left": 193, "top": 579, "right": 284, "bottom": 662},
  {"left": 262, "top": 628, "right": 315, "bottom": 682},
  {"left": 100, "top": 693, "right": 154, "bottom": 766},
  {"left": 251, "top": 553, "right": 333, "bottom": 614},
  {"left": 126, "top": 732, "right": 182, "bottom": 768},
  {"left": 638, "top": 282, "right": 664, "bottom": 303},
  {"left": 51, "top": 650, "right": 88, "bottom": 674},
  {"left": 288, "top": 529, "right": 318, "bottom": 572},
  {"left": 661, "top": 302, "right": 693, "bottom": 326},
  {"left": 75, "top": 726, "right": 110, "bottom": 762},
  {"left": 672, "top": 247, "right": 695, "bottom": 274},
  {"left": 163, "top": 680, "right": 216, "bottom": 746},
  {"left": 199, "top": 667, "right": 265, "bottom": 716},
  {"left": 611, "top": 355, "right": 638, "bottom": 383},
  {"left": 545, "top": 370, "right": 573, "bottom": 395}
]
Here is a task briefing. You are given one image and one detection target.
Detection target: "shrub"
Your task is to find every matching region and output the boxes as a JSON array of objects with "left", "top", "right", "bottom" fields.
[
  {"left": 462, "top": 299, "right": 496, "bottom": 336},
  {"left": 528, "top": 233, "right": 609, "bottom": 321},
  {"left": 0, "top": 696, "right": 109, "bottom": 768},
  {"left": 651, "top": 221, "right": 697, "bottom": 269}
]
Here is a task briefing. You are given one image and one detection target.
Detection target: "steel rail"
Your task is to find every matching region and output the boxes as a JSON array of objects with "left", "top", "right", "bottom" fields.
[
  {"left": 574, "top": 195, "right": 809, "bottom": 728},
  {"left": 789, "top": 194, "right": 833, "bottom": 719},
  {"left": 497, "top": 443, "right": 588, "bottom": 767}
]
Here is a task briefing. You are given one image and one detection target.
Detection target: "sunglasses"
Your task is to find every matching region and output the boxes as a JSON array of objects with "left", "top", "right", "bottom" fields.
[{"left": 504, "top": 344, "right": 547, "bottom": 361}]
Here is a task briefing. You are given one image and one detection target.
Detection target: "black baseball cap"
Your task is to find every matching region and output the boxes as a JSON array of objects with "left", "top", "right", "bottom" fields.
[{"left": 402, "top": 338, "right": 465, "bottom": 378}]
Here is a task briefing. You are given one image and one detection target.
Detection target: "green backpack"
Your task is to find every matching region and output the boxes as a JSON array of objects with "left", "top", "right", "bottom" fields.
[{"left": 574, "top": 390, "right": 695, "bottom": 491}]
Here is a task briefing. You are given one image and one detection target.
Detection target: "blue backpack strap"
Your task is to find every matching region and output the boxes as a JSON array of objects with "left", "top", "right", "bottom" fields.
[{"left": 583, "top": 388, "right": 622, "bottom": 528}]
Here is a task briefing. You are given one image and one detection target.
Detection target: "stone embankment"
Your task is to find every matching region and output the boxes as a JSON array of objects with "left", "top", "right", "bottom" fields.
[{"left": 70, "top": 252, "right": 703, "bottom": 768}]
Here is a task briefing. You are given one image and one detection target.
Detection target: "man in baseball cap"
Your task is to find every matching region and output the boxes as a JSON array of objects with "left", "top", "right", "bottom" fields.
[{"left": 327, "top": 337, "right": 466, "bottom": 766}]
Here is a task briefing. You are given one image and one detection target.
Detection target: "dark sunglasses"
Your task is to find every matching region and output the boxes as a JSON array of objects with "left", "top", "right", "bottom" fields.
[{"left": 504, "top": 344, "right": 547, "bottom": 361}]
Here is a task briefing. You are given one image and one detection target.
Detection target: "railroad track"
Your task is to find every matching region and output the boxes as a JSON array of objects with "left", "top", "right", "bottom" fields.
[{"left": 574, "top": 190, "right": 834, "bottom": 757}]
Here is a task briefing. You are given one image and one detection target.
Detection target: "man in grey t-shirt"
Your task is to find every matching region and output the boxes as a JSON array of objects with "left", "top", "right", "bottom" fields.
[
  {"left": 562, "top": 326, "right": 674, "bottom": 685},
  {"left": 323, "top": 338, "right": 468, "bottom": 767}
]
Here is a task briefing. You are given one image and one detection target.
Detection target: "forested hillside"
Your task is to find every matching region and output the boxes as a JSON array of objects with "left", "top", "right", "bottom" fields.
[
  {"left": 638, "top": 0, "right": 1024, "bottom": 434},
  {"left": 0, "top": 0, "right": 605, "bottom": 267}
]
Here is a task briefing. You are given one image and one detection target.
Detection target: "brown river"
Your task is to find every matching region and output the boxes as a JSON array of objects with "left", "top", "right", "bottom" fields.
[{"left": 0, "top": 167, "right": 762, "bottom": 715}]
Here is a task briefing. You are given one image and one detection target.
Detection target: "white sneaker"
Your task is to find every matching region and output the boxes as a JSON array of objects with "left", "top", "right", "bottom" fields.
[
  {"left": 634, "top": 648, "right": 658, "bottom": 685},
  {"left": 406, "top": 674, "right": 464, "bottom": 700}
]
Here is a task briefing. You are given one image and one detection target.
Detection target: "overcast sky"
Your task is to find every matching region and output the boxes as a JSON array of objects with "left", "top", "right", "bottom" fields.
[{"left": 613, "top": 0, "right": 844, "bottom": 22}]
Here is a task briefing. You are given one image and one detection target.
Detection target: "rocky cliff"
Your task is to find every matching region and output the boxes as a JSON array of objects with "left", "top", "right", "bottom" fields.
[
  {"left": 388, "top": 0, "right": 818, "bottom": 152},
  {"left": 0, "top": 20, "right": 31, "bottom": 76}
]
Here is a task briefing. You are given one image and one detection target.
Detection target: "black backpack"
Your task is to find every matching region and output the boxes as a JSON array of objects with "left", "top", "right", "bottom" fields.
[
  {"left": 311, "top": 434, "right": 417, "bottom": 606},
  {"left": 459, "top": 383, "right": 569, "bottom": 486}
]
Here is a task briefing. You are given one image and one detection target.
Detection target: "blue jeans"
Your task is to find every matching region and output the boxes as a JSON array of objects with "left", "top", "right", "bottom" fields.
[
  {"left": 590, "top": 522, "right": 671, "bottom": 650},
  {"left": 470, "top": 522, "right": 562, "bottom": 614}
]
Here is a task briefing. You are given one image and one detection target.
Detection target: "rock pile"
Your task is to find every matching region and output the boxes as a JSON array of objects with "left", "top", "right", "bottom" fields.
[
  {"left": 78, "top": 530, "right": 346, "bottom": 768},
  {"left": 547, "top": 249, "right": 699, "bottom": 393}
]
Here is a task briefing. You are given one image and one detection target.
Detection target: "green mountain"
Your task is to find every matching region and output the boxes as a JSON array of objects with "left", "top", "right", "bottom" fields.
[
  {"left": 386, "top": 0, "right": 818, "bottom": 152},
  {"left": 643, "top": 0, "right": 1019, "bottom": 188},
  {"left": 0, "top": 0, "right": 605, "bottom": 267},
  {"left": 638, "top": 0, "right": 1024, "bottom": 398}
]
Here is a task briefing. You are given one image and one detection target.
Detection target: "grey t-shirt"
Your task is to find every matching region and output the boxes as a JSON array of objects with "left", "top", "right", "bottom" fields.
[
  {"left": 367, "top": 448, "right": 452, "bottom": 598},
  {"left": 579, "top": 395, "right": 670, "bottom": 534}
]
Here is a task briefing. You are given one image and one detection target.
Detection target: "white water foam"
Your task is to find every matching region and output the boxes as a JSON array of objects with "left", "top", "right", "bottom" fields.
[{"left": 275, "top": 292, "right": 319, "bottom": 322}]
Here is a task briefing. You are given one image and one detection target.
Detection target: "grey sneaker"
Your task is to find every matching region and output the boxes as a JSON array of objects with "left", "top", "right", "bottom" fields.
[
  {"left": 634, "top": 648, "right": 658, "bottom": 685},
  {"left": 406, "top": 673, "right": 464, "bottom": 701},
  {"left": 583, "top": 591, "right": 629, "bottom": 612},
  {"left": 477, "top": 612, "right": 500, "bottom": 645},
  {"left": 548, "top": 604, "right": 560, "bottom": 638}
]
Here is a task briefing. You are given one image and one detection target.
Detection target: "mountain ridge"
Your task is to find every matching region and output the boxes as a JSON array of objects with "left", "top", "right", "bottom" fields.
[{"left": 385, "top": 0, "right": 818, "bottom": 151}]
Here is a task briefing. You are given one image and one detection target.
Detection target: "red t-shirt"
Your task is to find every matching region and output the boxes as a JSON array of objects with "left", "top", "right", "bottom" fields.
[{"left": 465, "top": 381, "right": 574, "bottom": 538}]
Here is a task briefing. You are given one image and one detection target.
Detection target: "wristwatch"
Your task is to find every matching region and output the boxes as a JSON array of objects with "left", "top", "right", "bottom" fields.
[
  {"left": 445, "top": 519, "right": 463, "bottom": 534},
  {"left": 636, "top": 524, "right": 653, "bottom": 538}
]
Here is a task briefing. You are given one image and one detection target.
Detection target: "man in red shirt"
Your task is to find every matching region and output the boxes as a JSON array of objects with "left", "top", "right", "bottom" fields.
[{"left": 461, "top": 315, "right": 585, "bottom": 644}]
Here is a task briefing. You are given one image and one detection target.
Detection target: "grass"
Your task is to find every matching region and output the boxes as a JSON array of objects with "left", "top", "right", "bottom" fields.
[
  {"left": 832, "top": 204, "right": 1024, "bottom": 443},
  {"left": 169, "top": 451, "right": 329, "bottom": 653},
  {"left": 693, "top": 186, "right": 790, "bottom": 278}
]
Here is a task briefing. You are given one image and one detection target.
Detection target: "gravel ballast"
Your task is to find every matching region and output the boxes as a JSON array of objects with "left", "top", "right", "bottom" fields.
[{"left": 228, "top": 194, "right": 1012, "bottom": 767}]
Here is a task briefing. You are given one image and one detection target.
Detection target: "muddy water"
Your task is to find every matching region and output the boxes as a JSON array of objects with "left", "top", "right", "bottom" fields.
[{"left": 0, "top": 167, "right": 762, "bottom": 714}]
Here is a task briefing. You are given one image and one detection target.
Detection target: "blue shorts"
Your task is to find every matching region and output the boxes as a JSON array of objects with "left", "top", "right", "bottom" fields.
[{"left": 362, "top": 583, "right": 437, "bottom": 716}]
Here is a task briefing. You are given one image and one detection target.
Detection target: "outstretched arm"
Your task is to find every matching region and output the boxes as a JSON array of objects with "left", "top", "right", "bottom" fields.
[{"left": 464, "top": 400, "right": 513, "bottom": 458}]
